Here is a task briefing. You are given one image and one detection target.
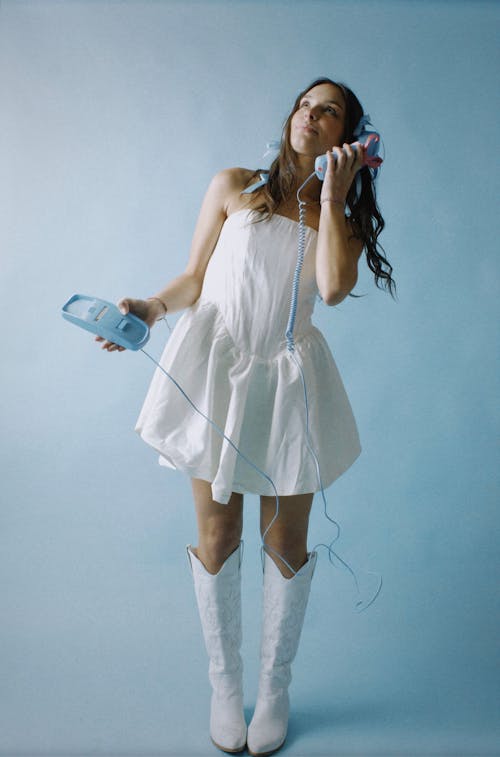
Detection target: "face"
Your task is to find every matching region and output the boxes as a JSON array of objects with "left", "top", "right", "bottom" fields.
[{"left": 290, "top": 83, "right": 346, "bottom": 157}]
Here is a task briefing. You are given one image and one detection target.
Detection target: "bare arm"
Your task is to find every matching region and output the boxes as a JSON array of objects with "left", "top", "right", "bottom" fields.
[
  {"left": 147, "top": 167, "right": 243, "bottom": 316},
  {"left": 316, "top": 142, "right": 365, "bottom": 306},
  {"left": 316, "top": 204, "right": 364, "bottom": 306},
  {"left": 97, "top": 168, "right": 246, "bottom": 351}
]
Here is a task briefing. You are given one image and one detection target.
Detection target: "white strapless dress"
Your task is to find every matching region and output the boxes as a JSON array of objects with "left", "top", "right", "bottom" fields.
[{"left": 135, "top": 209, "right": 361, "bottom": 504}]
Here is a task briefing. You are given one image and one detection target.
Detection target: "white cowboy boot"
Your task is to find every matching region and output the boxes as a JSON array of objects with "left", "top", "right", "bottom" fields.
[
  {"left": 247, "top": 549, "right": 317, "bottom": 757},
  {"left": 187, "top": 542, "right": 247, "bottom": 754}
]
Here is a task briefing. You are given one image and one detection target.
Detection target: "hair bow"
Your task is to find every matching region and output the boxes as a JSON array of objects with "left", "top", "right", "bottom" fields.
[{"left": 353, "top": 113, "right": 373, "bottom": 139}]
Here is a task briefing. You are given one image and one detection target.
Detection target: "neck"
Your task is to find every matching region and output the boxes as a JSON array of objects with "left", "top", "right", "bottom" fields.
[{"left": 292, "top": 153, "right": 321, "bottom": 201}]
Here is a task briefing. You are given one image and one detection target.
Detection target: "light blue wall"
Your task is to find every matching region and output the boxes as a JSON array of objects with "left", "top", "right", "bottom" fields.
[{"left": 1, "top": 1, "right": 498, "bottom": 755}]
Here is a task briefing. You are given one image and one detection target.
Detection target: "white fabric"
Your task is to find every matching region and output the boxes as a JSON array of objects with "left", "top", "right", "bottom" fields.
[{"left": 135, "top": 208, "right": 361, "bottom": 504}]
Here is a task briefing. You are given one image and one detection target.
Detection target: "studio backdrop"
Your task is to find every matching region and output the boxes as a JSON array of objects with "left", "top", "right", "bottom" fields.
[{"left": 1, "top": 1, "right": 498, "bottom": 755}]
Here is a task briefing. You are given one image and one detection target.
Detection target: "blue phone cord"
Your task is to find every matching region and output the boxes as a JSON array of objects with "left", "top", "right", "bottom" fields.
[
  {"left": 141, "top": 175, "right": 382, "bottom": 611},
  {"left": 285, "top": 193, "right": 307, "bottom": 352},
  {"left": 140, "top": 347, "right": 297, "bottom": 579},
  {"left": 283, "top": 172, "right": 382, "bottom": 611}
]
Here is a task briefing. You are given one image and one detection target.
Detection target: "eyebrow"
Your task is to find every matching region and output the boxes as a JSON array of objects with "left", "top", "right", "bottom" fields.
[{"left": 301, "top": 94, "right": 345, "bottom": 110}]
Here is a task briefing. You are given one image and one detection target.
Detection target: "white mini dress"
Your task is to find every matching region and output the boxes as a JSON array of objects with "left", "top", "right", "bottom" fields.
[{"left": 135, "top": 208, "right": 361, "bottom": 504}]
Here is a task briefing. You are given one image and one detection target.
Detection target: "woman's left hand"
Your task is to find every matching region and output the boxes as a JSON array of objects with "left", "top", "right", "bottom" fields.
[{"left": 320, "top": 141, "right": 366, "bottom": 206}]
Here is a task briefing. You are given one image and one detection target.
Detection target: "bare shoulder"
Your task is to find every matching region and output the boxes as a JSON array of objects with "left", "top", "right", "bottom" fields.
[
  {"left": 208, "top": 167, "right": 259, "bottom": 215},
  {"left": 183, "top": 167, "right": 257, "bottom": 283}
]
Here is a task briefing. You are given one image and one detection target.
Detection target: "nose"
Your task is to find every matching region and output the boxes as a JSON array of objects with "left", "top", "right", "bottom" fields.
[{"left": 304, "top": 105, "right": 319, "bottom": 122}]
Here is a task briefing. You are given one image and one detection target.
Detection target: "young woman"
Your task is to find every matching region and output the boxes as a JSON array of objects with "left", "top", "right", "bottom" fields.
[{"left": 96, "top": 77, "right": 395, "bottom": 756}]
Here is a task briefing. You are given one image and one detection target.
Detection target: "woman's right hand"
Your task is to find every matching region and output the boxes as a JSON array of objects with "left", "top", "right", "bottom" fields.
[{"left": 95, "top": 297, "right": 164, "bottom": 352}]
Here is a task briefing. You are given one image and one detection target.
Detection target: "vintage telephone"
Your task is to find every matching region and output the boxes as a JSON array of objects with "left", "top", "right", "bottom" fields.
[
  {"left": 314, "top": 131, "right": 383, "bottom": 180},
  {"left": 62, "top": 294, "right": 150, "bottom": 350},
  {"left": 243, "top": 129, "right": 383, "bottom": 196},
  {"left": 60, "top": 122, "right": 384, "bottom": 611}
]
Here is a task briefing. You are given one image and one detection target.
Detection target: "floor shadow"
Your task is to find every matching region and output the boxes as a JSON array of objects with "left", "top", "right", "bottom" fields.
[
  {"left": 285, "top": 697, "right": 407, "bottom": 748},
  {"left": 241, "top": 698, "right": 406, "bottom": 754}
]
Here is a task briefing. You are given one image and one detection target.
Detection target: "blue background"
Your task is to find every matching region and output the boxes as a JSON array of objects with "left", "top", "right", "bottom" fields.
[{"left": 1, "top": 1, "right": 499, "bottom": 755}]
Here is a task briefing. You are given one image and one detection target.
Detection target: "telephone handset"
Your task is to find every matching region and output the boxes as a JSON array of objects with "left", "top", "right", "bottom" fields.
[
  {"left": 60, "top": 125, "right": 384, "bottom": 608},
  {"left": 314, "top": 132, "right": 383, "bottom": 180}
]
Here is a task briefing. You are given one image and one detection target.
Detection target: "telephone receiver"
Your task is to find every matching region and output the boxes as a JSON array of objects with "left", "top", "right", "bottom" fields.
[{"left": 314, "top": 132, "right": 383, "bottom": 180}]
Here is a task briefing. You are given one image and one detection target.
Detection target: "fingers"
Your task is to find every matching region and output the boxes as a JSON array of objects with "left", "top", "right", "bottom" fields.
[
  {"left": 329, "top": 142, "right": 365, "bottom": 171},
  {"left": 322, "top": 141, "right": 367, "bottom": 206},
  {"left": 327, "top": 145, "right": 349, "bottom": 170},
  {"left": 330, "top": 145, "right": 345, "bottom": 166},
  {"left": 117, "top": 297, "right": 129, "bottom": 315},
  {"left": 350, "top": 141, "right": 367, "bottom": 169},
  {"left": 94, "top": 335, "right": 125, "bottom": 352},
  {"left": 93, "top": 300, "right": 132, "bottom": 352}
]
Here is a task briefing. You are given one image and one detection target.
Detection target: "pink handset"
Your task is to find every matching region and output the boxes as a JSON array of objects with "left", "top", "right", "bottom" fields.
[{"left": 314, "top": 132, "right": 383, "bottom": 180}]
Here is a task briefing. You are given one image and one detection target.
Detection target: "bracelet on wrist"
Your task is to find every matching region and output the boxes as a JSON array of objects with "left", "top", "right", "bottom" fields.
[
  {"left": 147, "top": 296, "right": 168, "bottom": 320},
  {"left": 320, "top": 197, "right": 345, "bottom": 207}
]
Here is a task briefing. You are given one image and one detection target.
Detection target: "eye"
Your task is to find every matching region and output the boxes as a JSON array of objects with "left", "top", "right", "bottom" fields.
[
  {"left": 299, "top": 100, "right": 310, "bottom": 108},
  {"left": 325, "top": 106, "right": 338, "bottom": 116}
]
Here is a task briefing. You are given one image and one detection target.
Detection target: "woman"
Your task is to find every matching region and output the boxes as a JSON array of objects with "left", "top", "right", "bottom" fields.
[{"left": 96, "top": 77, "right": 395, "bottom": 756}]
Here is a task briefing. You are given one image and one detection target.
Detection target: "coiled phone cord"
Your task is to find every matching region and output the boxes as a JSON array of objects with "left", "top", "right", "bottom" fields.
[
  {"left": 140, "top": 173, "right": 382, "bottom": 611},
  {"left": 282, "top": 171, "right": 382, "bottom": 610},
  {"left": 285, "top": 190, "right": 307, "bottom": 351}
]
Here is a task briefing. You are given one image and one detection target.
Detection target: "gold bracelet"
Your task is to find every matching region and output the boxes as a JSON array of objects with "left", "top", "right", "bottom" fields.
[{"left": 147, "top": 296, "right": 168, "bottom": 319}]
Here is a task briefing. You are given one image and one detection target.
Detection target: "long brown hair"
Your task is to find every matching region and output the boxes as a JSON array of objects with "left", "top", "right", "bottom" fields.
[{"left": 246, "top": 77, "right": 396, "bottom": 300}]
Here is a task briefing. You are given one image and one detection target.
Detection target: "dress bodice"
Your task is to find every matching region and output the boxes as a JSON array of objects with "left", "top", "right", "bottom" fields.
[{"left": 199, "top": 209, "right": 318, "bottom": 359}]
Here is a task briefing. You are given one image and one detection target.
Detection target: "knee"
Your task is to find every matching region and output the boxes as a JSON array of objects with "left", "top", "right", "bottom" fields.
[
  {"left": 261, "top": 520, "right": 307, "bottom": 553},
  {"left": 261, "top": 528, "right": 308, "bottom": 578},
  {"left": 259, "top": 494, "right": 312, "bottom": 577},
  {"left": 197, "top": 519, "right": 242, "bottom": 574}
]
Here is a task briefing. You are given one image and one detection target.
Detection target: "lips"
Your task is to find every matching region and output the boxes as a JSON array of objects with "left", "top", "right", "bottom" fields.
[{"left": 301, "top": 125, "right": 318, "bottom": 135}]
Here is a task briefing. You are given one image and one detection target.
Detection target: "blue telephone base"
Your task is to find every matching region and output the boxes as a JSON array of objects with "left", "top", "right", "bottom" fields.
[{"left": 61, "top": 294, "right": 150, "bottom": 351}]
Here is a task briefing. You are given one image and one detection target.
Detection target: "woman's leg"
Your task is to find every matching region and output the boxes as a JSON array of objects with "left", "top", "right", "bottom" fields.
[
  {"left": 191, "top": 478, "right": 244, "bottom": 574},
  {"left": 187, "top": 479, "right": 246, "bottom": 753},
  {"left": 259, "top": 492, "right": 313, "bottom": 577},
  {"left": 248, "top": 493, "right": 316, "bottom": 757}
]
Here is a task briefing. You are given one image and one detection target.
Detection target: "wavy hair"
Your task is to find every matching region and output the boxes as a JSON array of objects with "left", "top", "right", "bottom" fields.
[{"left": 245, "top": 77, "right": 396, "bottom": 300}]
